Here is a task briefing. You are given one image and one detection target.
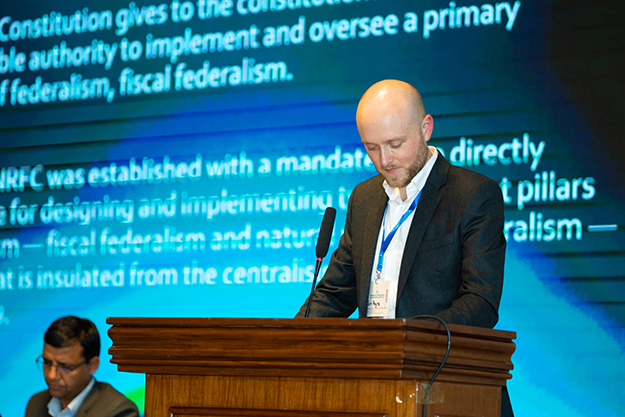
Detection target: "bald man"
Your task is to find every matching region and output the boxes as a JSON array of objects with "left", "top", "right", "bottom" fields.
[
  {"left": 297, "top": 79, "right": 506, "bottom": 327},
  {"left": 296, "top": 79, "right": 511, "bottom": 415}
]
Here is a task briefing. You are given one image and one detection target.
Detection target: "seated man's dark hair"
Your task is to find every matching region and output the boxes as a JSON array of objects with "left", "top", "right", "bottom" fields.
[{"left": 44, "top": 316, "right": 101, "bottom": 362}]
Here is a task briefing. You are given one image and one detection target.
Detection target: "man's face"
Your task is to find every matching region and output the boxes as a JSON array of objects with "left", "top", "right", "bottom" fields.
[
  {"left": 42, "top": 342, "right": 98, "bottom": 408},
  {"left": 359, "top": 107, "right": 432, "bottom": 190}
]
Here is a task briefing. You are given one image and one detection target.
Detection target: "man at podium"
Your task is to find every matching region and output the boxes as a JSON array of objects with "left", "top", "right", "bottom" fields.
[
  {"left": 296, "top": 80, "right": 512, "bottom": 416},
  {"left": 297, "top": 79, "right": 506, "bottom": 327}
]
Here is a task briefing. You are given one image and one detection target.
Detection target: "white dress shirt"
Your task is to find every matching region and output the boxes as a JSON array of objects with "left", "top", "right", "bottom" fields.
[{"left": 367, "top": 147, "right": 438, "bottom": 318}]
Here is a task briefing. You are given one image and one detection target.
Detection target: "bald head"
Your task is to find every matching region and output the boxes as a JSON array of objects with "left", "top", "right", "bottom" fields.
[
  {"left": 356, "top": 80, "right": 426, "bottom": 133},
  {"left": 355, "top": 80, "right": 434, "bottom": 198}
]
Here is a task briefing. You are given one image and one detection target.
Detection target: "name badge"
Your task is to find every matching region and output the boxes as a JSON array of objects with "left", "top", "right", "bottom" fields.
[{"left": 367, "top": 279, "right": 389, "bottom": 318}]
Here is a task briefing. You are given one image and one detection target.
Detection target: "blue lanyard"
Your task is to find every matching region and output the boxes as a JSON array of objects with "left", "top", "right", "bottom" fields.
[{"left": 376, "top": 188, "right": 423, "bottom": 276}]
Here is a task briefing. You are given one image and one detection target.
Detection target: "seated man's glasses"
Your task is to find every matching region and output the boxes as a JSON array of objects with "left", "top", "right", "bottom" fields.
[{"left": 35, "top": 354, "right": 87, "bottom": 374}]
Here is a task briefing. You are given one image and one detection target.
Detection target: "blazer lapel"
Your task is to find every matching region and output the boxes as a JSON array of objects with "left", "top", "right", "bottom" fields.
[
  {"left": 396, "top": 155, "right": 449, "bottom": 300},
  {"left": 358, "top": 180, "right": 388, "bottom": 313},
  {"left": 75, "top": 380, "right": 100, "bottom": 417}
]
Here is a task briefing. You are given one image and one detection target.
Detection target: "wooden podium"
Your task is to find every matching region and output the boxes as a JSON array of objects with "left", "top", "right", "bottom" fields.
[{"left": 107, "top": 318, "right": 515, "bottom": 417}]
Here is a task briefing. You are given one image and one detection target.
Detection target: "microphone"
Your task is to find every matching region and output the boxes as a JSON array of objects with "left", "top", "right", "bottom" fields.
[
  {"left": 305, "top": 207, "right": 336, "bottom": 318},
  {"left": 316, "top": 207, "right": 336, "bottom": 259}
]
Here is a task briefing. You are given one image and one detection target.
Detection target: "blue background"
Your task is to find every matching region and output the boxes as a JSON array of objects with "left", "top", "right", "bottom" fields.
[{"left": 0, "top": 1, "right": 623, "bottom": 416}]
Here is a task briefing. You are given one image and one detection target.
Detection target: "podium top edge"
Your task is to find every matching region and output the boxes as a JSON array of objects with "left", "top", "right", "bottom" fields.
[{"left": 106, "top": 317, "right": 516, "bottom": 339}]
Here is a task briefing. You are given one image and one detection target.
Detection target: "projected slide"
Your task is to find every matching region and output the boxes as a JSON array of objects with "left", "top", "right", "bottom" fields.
[{"left": 0, "top": 1, "right": 623, "bottom": 416}]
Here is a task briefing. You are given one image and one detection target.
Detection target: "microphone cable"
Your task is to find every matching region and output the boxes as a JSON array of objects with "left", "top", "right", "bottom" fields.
[{"left": 414, "top": 315, "right": 451, "bottom": 417}]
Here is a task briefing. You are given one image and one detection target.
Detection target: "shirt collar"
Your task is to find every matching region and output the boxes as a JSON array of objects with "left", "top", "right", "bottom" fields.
[
  {"left": 383, "top": 147, "right": 438, "bottom": 202},
  {"left": 48, "top": 377, "right": 95, "bottom": 417}
]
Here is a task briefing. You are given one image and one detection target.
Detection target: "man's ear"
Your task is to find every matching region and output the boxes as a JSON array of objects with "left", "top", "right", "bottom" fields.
[
  {"left": 87, "top": 356, "right": 100, "bottom": 376},
  {"left": 422, "top": 114, "right": 434, "bottom": 142}
]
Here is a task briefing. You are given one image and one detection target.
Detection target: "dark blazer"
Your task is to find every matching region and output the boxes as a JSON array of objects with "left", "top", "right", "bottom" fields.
[
  {"left": 25, "top": 380, "right": 138, "bottom": 417},
  {"left": 297, "top": 154, "right": 512, "bottom": 416},
  {"left": 297, "top": 154, "right": 506, "bottom": 328}
]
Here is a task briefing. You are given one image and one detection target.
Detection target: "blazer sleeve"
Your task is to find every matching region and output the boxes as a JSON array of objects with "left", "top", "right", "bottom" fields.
[
  {"left": 106, "top": 397, "right": 139, "bottom": 417},
  {"left": 433, "top": 178, "right": 506, "bottom": 328}
]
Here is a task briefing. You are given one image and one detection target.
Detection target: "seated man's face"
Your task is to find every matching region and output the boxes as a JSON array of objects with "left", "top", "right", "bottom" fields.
[{"left": 41, "top": 342, "right": 99, "bottom": 408}]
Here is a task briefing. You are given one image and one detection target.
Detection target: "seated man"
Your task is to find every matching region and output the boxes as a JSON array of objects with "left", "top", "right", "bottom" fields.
[{"left": 25, "top": 316, "right": 138, "bottom": 417}]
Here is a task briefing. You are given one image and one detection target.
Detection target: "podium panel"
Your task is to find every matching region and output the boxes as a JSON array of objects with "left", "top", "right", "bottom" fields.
[{"left": 107, "top": 318, "right": 515, "bottom": 417}]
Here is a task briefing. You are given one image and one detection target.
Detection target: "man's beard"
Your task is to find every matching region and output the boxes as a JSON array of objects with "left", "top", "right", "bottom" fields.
[{"left": 384, "top": 146, "right": 430, "bottom": 188}]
